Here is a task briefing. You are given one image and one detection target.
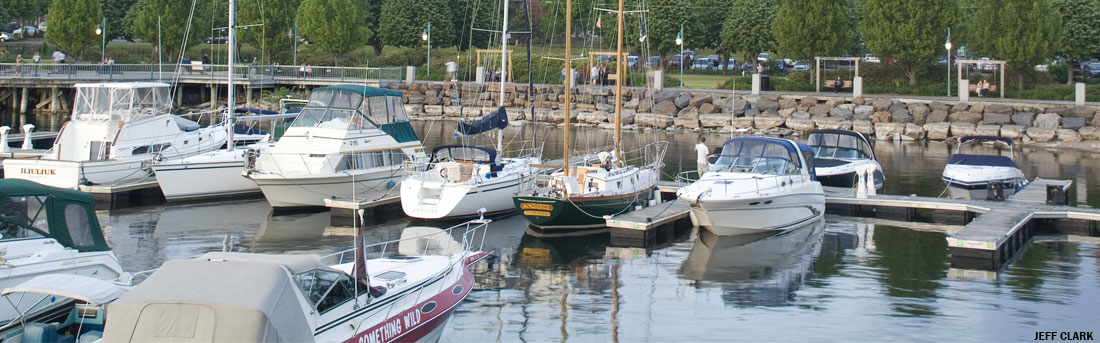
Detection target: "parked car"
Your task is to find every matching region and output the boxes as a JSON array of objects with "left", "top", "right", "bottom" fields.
[
  {"left": 646, "top": 55, "right": 660, "bottom": 68},
  {"left": 683, "top": 50, "right": 697, "bottom": 60},
  {"left": 719, "top": 58, "right": 737, "bottom": 70},
  {"left": 37, "top": 21, "right": 45, "bottom": 33},
  {"left": 1034, "top": 64, "right": 1049, "bottom": 72},
  {"left": 0, "top": 32, "right": 9, "bottom": 42},
  {"left": 792, "top": 61, "right": 810, "bottom": 71},
  {"left": 22, "top": 26, "right": 36, "bottom": 37},
  {"left": 691, "top": 58, "right": 711, "bottom": 70},
  {"left": 669, "top": 54, "right": 684, "bottom": 68},
  {"left": 757, "top": 52, "right": 769, "bottom": 62},
  {"left": 627, "top": 55, "right": 639, "bottom": 68},
  {"left": 863, "top": 54, "right": 880, "bottom": 63},
  {"left": 1088, "top": 63, "right": 1100, "bottom": 77}
]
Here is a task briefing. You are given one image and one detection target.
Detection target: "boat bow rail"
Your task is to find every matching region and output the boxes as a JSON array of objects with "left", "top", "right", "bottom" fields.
[
  {"left": 318, "top": 218, "right": 492, "bottom": 267},
  {"left": 678, "top": 173, "right": 816, "bottom": 199}
]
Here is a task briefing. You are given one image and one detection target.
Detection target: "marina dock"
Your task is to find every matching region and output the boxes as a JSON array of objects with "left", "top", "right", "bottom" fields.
[
  {"left": 80, "top": 180, "right": 162, "bottom": 209},
  {"left": 323, "top": 190, "right": 401, "bottom": 226},
  {"left": 607, "top": 178, "right": 1099, "bottom": 270}
]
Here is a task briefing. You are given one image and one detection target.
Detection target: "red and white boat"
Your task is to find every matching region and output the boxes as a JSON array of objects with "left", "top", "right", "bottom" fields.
[{"left": 102, "top": 216, "right": 491, "bottom": 343}]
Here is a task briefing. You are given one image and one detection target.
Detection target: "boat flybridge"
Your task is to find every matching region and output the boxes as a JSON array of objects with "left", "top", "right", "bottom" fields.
[
  {"left": 677, "top": 137, "right": 825, "bottom": 236},
  {"left": 806, "top": 130, "right": 884, "bottom": 194},
  {"left": 0, "top": 179, "right": 126, "bottom": 325},
  {"left": 102, "top": 217, "right": 492, "bottom": 343},
  {"left": 402, "top": 108, "right": 541, "bottom": 219},
  {"left": 244, "top": 85, "right": 426, "bottom": 208},
  {"left": 3, "top": 82, "right": 227, "bottom": 189},
  {"left": 942, "top": 135, "right": 1028, "bottom": 200}
]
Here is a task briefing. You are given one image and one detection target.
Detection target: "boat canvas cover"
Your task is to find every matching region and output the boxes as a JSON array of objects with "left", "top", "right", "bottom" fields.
[
  {"left": 0, "top": 179, "right": 110, "bottom": 252},
  {"left": 947, "top": 154, "right": 1018, "bottom": 168},
  {"left": 806, "top": 130, "right": 875, "bottom": 160},
  {"left": 2, "top": 274, "right": 128, "bottom": 305},
  {"left": 456, "top": 106, "right": 509, "bottom": 136},
  {"left": 103, "top": 258, "right": 315, "bottom": 343}
]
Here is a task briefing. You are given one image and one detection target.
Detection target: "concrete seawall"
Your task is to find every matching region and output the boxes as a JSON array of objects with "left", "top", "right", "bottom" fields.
[{"left": 387, "top": 81, "right": 1100, "bottom": 146}]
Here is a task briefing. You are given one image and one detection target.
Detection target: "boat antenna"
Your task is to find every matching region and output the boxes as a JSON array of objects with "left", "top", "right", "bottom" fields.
[
  {"left": 496, "top": 0, "right": 508, "bottom": 154},
  {"left": 562, "top": 0, "right": 572, "bottom": 177},
  {"left": 226, "top": 0, "right": 236, "bottom": 152}
]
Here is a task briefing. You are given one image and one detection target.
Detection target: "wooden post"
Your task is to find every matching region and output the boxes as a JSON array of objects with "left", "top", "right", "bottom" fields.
[
  {"left": 210, "top": 84, "right": 217, "bottom": 109},
  {"left": 19, "top": 87, "right": 29, "bottom": 114},
  {"left": 999, "top": 63, "right": 1005, "bottom": 99},
  {"left": 49, "top": 87, "right": 58, "bottom": 113},
  {"left": 246, "top": 86, "right": 253, "bottom": 107},
  {"left": 815, "top": 57, "right": 821, "bottom": 93},
  {"left": 176, "top": 86, "right": 183, "bottom": 108}
]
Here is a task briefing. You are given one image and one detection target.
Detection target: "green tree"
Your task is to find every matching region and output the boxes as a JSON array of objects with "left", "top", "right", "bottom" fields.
[
  {"left": 379, "top": 0, "right": 454, "bottom": 49},
  {"left": 237, "top": 0, "right": 300, "bottom": 64},
  {"left": 125, "top": 0, "right": 207, "bottom": 60},
  {"left": 645, "top": 0, "right": 695, "bottom": 66},
  {"left": 695, "top": 0, "right": 734, "bottom": 73},
  {"left": 103, "top": 0, "right": 136, "bottom": 41},
  {"left": 449, "top": 0, "right": 496, "bottom": 50},
  {"left": 45, "top": 0, "right": 102, "bottom": 60},
  {"left": 6, "top": 0, "right": 47, "bottom": 23},
  {"left": 296, "top": 0, "right": 370, "bottom": 65},
  {"left": 721, "top": 0, "right": 776, "bottom": 72},
  {"left": 1053, "top": 0, "right": 1100, "bottom": 84},
  {"left": 859, "top": 0, "right": 957, "bottom": 85},
  {"left": 970, "top": 0, "right": 1060, "bottom": 90},
  {"left": 772, "top": 0, "right": 853, "bottom": 62},
  {"left": 364, "top": 0, "right": 383, "bottom": 55}
]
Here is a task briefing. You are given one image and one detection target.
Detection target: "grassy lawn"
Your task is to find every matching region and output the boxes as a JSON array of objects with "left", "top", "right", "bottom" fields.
[{"left": 670, "top": 73, "right": 733, "bottom": 89}]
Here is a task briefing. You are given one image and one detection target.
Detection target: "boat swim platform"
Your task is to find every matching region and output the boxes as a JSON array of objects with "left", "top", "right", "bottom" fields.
[
  {"left": 79, "top": 180, "right": 164, "bottom": 210},
  {"left": 613, "top": 178, "right": 1097, "bottom": 270},
  {"left": 323, "top": 190, "right": 401, "bottom": 226}
]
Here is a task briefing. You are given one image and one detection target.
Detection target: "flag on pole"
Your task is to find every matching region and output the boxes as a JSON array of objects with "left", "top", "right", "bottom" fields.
[{"left": 596, "top": 14, "right": 602, "bottom": 28}]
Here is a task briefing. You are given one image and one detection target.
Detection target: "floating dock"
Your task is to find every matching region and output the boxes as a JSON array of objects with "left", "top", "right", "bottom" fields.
[
  {"left": 607, "top": 178, "right": 1099, "bottom": 270},
  {"left": 323, "top": 189, "right": 401, "bottom": 226},
  {"left": 79, "top": 180, "right": 163, "bottom": 209}
]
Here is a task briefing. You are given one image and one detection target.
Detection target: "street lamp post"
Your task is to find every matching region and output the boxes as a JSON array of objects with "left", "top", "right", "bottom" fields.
[
  {"left": 95, "top": 18, "right": 106, "bottom": 62},
  {"left": 945, "top": 28, "right": 952, "bottom": 97},
  {"left": 676, "top": 24, "right": 683, "bottom": 87},
  {"left": 422, "top": 23, "right": 431, "bottom": 77}
]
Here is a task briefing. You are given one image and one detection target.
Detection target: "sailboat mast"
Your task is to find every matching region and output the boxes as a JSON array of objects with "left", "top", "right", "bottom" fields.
[
  {"left": 613, "top": 0, "right": 624, "bottom": 159},
  {"left": 562, "top": 0, "right": 572, "bottom": 176},
  {"left": 523, "top": 0, "right": 535, "bottom": 146},
  {"left": 497, "top": 0, "right": 508, "bottom": 154},
  {"left": 226, "top": 0, "right": 236, "bottom": 152}
]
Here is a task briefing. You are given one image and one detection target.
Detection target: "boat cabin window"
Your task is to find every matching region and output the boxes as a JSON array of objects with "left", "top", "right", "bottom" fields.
[
  {"left": 72, "top": 86, "right": 171, "bottom": 122},
  {"left": 336, "top": 150, "right": 406, "bottom": 171},
  {"left": 807, "top": 132, "right": 873, "bottom": 160},
  {"left": 294, "top": 269, "right": 364, "bottom": 314},
  {"left": 0, "top": 196, "right": 51, "bottom": 238},
  {"left": 711, "top": 140, "right": 802, "bottom": 175},
  {"left": 291, "top": 90, "right": 376, "bottom": 130},
  {"left": 64, "top": 204, "right": 94, "bottom": 247},
  {"left": 361, "top": 96, "right": 408, "bottom": 125}
]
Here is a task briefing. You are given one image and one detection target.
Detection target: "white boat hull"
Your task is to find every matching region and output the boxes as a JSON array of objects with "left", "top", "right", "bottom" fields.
[
  {"left": 942, "top": 164, "right": 1028, "bottom": 200},
  {"left": 2, "top": 158, "right": 150, "bottom": 189},
  {"left": 0, "top": 238, "right": 125, "bottom": 325},
  {"left": 402, "top": 177, "right": 521, "bottom": 219},
  {"left": 688, "top": 191, "right": 825, "bottom": 236},
  {"left": 152, "top": 151, "right": 260, "bottom": 201},
  {"left": 251, "top": 167, "right": 403, "bottom": 208}
]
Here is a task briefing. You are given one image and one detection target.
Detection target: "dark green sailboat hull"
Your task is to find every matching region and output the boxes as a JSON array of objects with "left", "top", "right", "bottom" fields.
[{"left": 513, "top": 189, "right": 652, "bottom": 230}]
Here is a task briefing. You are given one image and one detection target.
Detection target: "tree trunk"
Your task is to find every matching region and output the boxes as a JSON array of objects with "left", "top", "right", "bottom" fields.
[
  {"left": 1068, "top": 60, "right": 1075, "bottom": 85},
  {"left": 658, "top": 52, "right": 666, "bottom": 70},
  {"left": 1016, "top": 67, "right": 1025, "bottom": 91},
  {"left": 904, "top": 67, "right": 917, "bottom": 86},
  {"left": 721, "top": 51, "right": 729, "bottom": 75}
]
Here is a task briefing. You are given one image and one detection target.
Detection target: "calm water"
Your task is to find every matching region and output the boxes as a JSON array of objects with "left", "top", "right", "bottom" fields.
[{"left": 95, "top": 123, "right": 1099, "bottom": 342}]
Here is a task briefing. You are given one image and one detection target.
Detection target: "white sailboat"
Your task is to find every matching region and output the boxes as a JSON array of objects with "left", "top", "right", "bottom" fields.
[
  {"left": 401, "top": 0, "right": 540, "bottom": 219},
  {"left": 244, "top": 85, "right": 427, "bottom": 208},
  {"left": 3, "top": 83, "right": 227, "bottom": 189}
]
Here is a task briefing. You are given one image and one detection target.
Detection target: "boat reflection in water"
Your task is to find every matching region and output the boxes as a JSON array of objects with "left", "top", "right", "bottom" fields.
[{"left": 680, "top": 218, "right": 825, "bottom": 307}]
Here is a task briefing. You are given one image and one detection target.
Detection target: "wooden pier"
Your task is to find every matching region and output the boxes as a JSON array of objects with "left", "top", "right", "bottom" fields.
[
  {"left": 79, "top": 180, "right": 163, "bottom": 209},
  {"left": 323, "top": 189, "right": 401, "bottom": 226},
  {"left": 608, "top": 178, "right": 1099, "bottom": 270}
]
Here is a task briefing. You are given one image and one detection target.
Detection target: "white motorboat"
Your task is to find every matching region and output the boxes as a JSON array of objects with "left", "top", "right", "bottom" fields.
[
  {"left": 806, "top": 129, "right": 884, "bottom": 194},
  {"left": 0, "top": 274, "right": 130, "bottom": 343},
  {"left": 402, "top": 143, "right": 539, "bottom": 219},
  {"left": 677, "top": 137, "right": 824, "bottom": 236},
  {"left": 942, "top": 135, "right": 1028, "bottom": 200},
  {"left": 0, "top": 179, "right": 126, "bottom": 325},
  {"left": 244, "top": 85, "right": 426, "bottom": 208},
  {"left": 3, "top": 82, "right": 227, "bottom": 189},
  {"left": 103, "top": 217, "right": 491, "bottom": 343},
  {"left": 152, "top": 101, "right": 305, "bottom": 202}
]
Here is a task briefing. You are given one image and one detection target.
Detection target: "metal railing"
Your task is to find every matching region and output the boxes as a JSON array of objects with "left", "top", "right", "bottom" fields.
[
  {"left": 0, "top": 63, "right": 405, "bottom": 84},
  {"left": 318, "top": 217, "right": 491, "bottom": 266}
]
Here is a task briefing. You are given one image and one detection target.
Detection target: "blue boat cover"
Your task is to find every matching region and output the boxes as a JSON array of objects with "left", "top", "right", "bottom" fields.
[
  {"left": 234, "top": 125, "right": 268, "bottom": 135},
  {"left": 947, "top": 154, "right": 1017, "bottom": 168},
  {"left": 457, "top": 106, "right": 509, "bottom": 136},
  {"left": 959, "top": 135, "right": 1013, "bottom": 146}
]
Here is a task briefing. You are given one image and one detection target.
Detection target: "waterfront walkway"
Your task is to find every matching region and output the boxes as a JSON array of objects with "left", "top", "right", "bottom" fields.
[{"left": 0, "top": 63, "right": 405, "bottom": 87}]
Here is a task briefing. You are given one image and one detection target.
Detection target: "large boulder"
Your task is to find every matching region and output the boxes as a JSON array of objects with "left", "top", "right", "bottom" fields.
[
  {"left": 621, "top": 110, "right": 637, "bottom": 125},
  {"left": 829, "top": 106, "right": 854, "bottom": 120},
  {"left": 700, "top": 114, "right": 732, "bottom": 128},
  {"left": 635, "top": 113, "right": 673, "bottom": 129},
  {"left": 814, "top": 117, "right": 851, "bottom": 130},
  {"left": 785, "top": 117, "right": 815, "bottom": 132},
  {"left": 1000, "top": 125, "right": 1025, "bottom": 139},
  {"left": 1032, "top": 113, "right": 1061, "bottom": 129},
  {"left": 975, "top": 124, "right": 1000, "bottom": 137},
  {"left": 677, "top": 106, "right": 699, "bottom": 118},
  {"left": 1062, "top": 117, "right": 1087, "bottom": 129},
  {"left": 1026, "top": 127, "right": 1055, "bottom": 142},
  {"left": 870, "top": 111, "right": 892, "bottom": 123},
  {"left": 755, "top": 98, "right": 780, "bottom": 111},
  {"left": 985, "top": 103, "right": 1013, "bottom": 114},
  {"left": 852, "top": 120, "right": 874, "bottom": 135},
  {"left": 982, "top": 113, "right": 1011, "bottom": 125},
  {"left": 1079, "top": 126, "right": 1100, "bottom": 140},
  {"left": 950, "top": 102, "right": 970, "bottom": 113},
  {"left": 732, "top": 117, "right": 755, "bottom": 129},
  {"left": 809, "top": 104, "right": 833, "bottom": 118},
  {"left": 689, "top": 95, "right": 713, "bottom": 108},
  {"left": 674, "top": 94, "right": 693, "bottom": 109},
  {"left": 654, "top": 100, "right": 678, "bottom": 116},
  {"left": 1071, "top": 106, "right": 1096, "bottom": 118},
  {"left": 949, "top": 122, "right": 976, "bottom": 137},
  {"left": 791, "top": 111, "right": 811, "bottom": 119},
  {"left": 673, "top": 116, "right": 701, "bottom": 129},
  {"left": 745, "top": 108, "right": 761, "bottom": 117},
  {"left": 909, "top": 104, "right": 931, "bottom": 124},
  {"left": 779, "top": 98, "right": 799, "bottom": 110},
  {"left": 948, "top": 111, "right": 982, "bottom": 124},
  {"left": 924, "top": 122, "right": 951, "bottom": 140},
  {"left": 652, "top": 89, "right": 679, "bottom": 103},
  {"left": 903, "top": 123, "right": 925, "bottom": 141},
  {"left": 871, "top": 98, "right": 893, "bottom": 111},
  {"left": 637, "top": 99, "right": 654, "bottom": 112},
  {"left": 853, "top": 105, "right": 875, "bottom": 119},
  {"left": 1012, "top": 112, "right": 1035, "bottom": 126},
  {"left": 928, "top": 102, "right": 950, "bottom": 111},
  {"left": 874, "top": 122, "right": 905, "bottom": 140},
  {"left": 778, "top": 108, "right": 797, "bottom": 118},
  {"left": 927, "top": 109, "right": 949, "bottom": 123},
  {"left": 1056, "top": 129, "right": 1082, "bottom": 143},
  {"left": 698, "top": 103, "right": 719, "bottom": 114},
  {"left": 968, "top": 103, "right": 986, "bottom": 115},
  {"left": 731, "top": 99, "right": 750, "bottom": 114},
  {"left": 753, "top": 114, "right": 786, "bottom": 130}
]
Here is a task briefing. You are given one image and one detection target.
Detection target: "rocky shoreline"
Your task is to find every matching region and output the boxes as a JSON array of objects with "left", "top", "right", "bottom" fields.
[{"left": 387, "top": 81, "right": 1100, "bottom": 147}]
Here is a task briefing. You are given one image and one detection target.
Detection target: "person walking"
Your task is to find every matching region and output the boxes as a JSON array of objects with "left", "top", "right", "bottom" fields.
[
  {"left": 695, "top": 136, "right": 710, "bottom": 178},
  {"left": 200, "top": 54, "right": 210, "bottom": 75},
  {"left": 591, "top": 64, "right": 600, "bottom": 85},
  {"left": 445, "top": 60, "right": 458, "bottom": 82}
]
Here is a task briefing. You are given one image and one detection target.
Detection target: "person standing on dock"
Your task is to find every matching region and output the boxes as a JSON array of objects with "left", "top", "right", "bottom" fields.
[
  {"left": 445, "top": 60, "right": 457, "bottom": 82},
  {"left": 695, "top": 137, "right": 710, "bottom": 178}
]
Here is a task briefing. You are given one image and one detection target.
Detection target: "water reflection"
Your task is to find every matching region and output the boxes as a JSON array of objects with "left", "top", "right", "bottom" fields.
[{"left": 681, "top": 218, "right": 825, "bottom": 307}]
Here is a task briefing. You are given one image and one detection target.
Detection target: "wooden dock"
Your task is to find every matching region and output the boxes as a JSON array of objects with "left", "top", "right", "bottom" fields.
[
  {"left": 604, "top": 198, "right": 693, "bottom": 247},
  {"left": 323, "top": 189, "right": 401, "bottom": 226},
  {"left": 79, "top": 180, "right": 163, "bottom": 209}
]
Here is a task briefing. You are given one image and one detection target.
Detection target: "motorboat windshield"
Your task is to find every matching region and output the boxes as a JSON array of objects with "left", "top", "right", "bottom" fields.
[
  {"left": 289, "top": 86, "right": 408, "bottom": 131},
  {"left": 0, "top": 180, "right": 110, "bottom": 252},
  {"left": 431, "top": 146, "right": 497, "bottom": 164},
  {"left": 71, "top": 83, "right": 172, "bottom": 122},
  {"left": 712, "top": 138, "right": 805, "bottom": 175},
  {"left": 807, "top": 130, "right": 874, "bottom": 160}
]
